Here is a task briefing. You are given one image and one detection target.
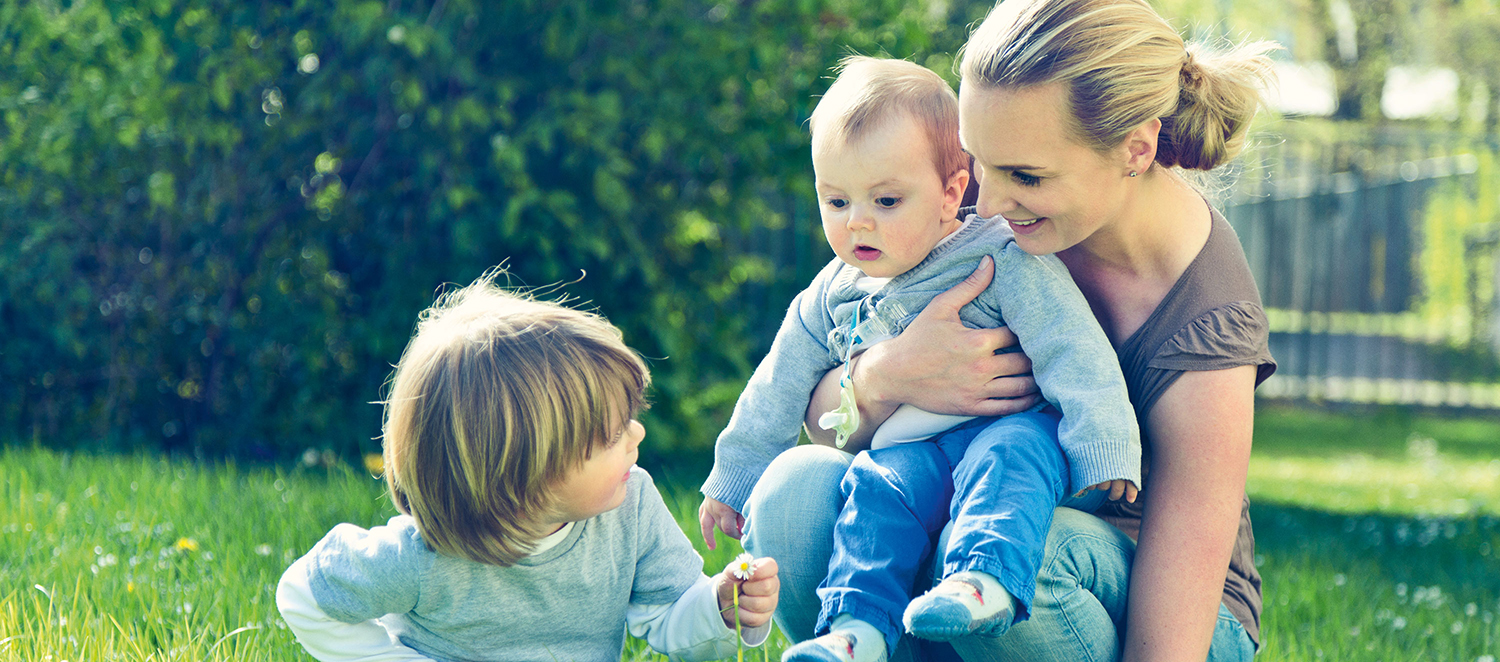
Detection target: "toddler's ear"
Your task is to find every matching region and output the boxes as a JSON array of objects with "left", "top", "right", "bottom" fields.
[{"left": 944, "top": 168, "right": 971, "bottom": 218}]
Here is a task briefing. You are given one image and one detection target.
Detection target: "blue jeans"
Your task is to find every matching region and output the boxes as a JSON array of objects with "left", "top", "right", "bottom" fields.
[
  {"left": 742, "top": 446, "right": 1257, "bottom": 661},
  {"left": 812, "top": 413, "right": 1071, "bottom": 652}
]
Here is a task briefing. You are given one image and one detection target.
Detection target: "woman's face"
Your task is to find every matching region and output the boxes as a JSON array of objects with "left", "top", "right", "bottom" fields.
[{"left": 958, "top": 81, "right": 1129, "bottom": 256}]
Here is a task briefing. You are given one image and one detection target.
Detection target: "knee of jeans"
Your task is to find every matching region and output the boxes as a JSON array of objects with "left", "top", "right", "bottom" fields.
[
  {"left": 959, "top": 414, "right": 1066, "bottom": 489},
  {"left": 1040, "top": 507, "right": 1133, "bottom": 580},
  {"left": 848, "top": 443, "right": 949, "bottom": 498},
  {"left": 742, "top": 445, "right": 851, "bottom": 556}
]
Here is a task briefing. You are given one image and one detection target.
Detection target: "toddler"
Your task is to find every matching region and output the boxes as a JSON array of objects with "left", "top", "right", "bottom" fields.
[
  {"left": 698, "top": 57, "right": 1141, "bottom": 662},
  {"left": 278, "top": 274, "right": 779, "bottom": 661}
]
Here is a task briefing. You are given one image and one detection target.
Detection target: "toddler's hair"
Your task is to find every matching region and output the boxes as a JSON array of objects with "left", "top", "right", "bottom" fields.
[
  {"left": 809, "top": 56, "right": 968, "bottom": 182},
  {"left": 380, "top": 272, "right": 649, "bottom": 566},
  {"left": 961, "top": 0, "right": 1276, "bottom": 170}
]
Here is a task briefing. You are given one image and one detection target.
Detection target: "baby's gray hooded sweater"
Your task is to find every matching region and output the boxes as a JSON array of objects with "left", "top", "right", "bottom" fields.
[{"left": 702, "top": 213, "right": 1142, "bottom": 513}]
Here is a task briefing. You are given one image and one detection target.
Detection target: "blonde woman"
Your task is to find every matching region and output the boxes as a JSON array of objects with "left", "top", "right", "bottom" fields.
[{"left": 738, "top": 0, "right": 1277, "bottom": 659}]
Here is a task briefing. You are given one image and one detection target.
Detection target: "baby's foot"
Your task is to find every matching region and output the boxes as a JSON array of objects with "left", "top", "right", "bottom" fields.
[
  {"left": 902, "top": 570, "right": 1015, "bottom": 641},
  {"left": 781, "top": 621, "right": 887, "bottom": 662}
]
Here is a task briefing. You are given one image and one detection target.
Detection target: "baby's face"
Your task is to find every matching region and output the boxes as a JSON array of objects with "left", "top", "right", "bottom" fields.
[{"left": 813, "top": 113, "right": 963, "bottom": 279}]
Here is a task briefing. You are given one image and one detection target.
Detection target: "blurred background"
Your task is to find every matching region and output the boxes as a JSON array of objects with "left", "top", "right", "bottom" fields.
[{"left": 4, "top": 0, "right": 1498, "bottom": 466}]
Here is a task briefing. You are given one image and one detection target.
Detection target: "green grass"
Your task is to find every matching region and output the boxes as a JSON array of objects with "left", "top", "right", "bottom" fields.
[
  {"left": 1248, "top": 405, "right": 1500, "bottom": 661},
  {"left": 0, "top": 449, "right": 785, "bottom": 660},
  {"left": 2, "top": 405, "right": 1499, "bottom": 660}
]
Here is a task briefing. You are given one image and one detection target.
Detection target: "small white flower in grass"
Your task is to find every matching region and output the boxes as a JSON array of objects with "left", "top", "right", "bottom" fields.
[
  {"left": 730, "top": 553, "right": 754, "bottom": 581},
  {"left": 1476, "top": 655, "right": 1495, "bottom": 662},
  {"left": 254, "top": 544, "right": 273, "bottom": 556}
]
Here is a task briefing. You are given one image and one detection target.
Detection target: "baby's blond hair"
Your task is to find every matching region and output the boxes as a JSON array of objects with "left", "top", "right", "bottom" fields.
[
  {"left": 381, "top": 273, "right": 649, "bottom": 566},
  {"left": 809, "top": 56, "right": 968, "bottom": 182}
]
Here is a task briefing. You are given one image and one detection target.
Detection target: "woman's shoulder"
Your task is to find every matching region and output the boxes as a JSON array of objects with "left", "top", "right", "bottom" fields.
[
  {"left": 1121, "top": 209, "right": 1277, "bottom": 386},
  {"left": 1150, "top": 301, "right": 1275, "bottom": 379}
]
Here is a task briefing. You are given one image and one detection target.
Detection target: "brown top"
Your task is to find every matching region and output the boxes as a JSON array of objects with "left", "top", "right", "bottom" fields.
[{"left": 1092, "top": 207, "right": 1276, "bottom": 645}]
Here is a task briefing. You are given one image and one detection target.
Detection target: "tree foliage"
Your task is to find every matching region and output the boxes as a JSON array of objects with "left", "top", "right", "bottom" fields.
[{"left": 0, "top": 0, "right": 957, "bottom": 458}]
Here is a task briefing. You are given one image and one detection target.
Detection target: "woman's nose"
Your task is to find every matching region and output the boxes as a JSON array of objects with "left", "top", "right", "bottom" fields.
[{"left": 975, "top": 180, "right": 1015, "bottom": 219}]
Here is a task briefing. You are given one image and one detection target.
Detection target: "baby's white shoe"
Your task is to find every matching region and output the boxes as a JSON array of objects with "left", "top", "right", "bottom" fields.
[
  {"left": 902, "top": 570, "right": 1015, "bottom": 641},
  {"left": 781, "top": 616, "right": 887, "bottom": 662}
]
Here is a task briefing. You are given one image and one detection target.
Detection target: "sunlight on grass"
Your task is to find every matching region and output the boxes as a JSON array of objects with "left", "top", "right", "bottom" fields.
[
  {"left": 0, "top": 448, "right": 390, "bottom": 661},
  {"left": 2, "top": 406, "right": 1498, "bottom": 660},
  {"left": 0, "top": 448, "right": 790, "bottom": 661},
  {"left": 1247, "top": 407, "right": 1500, "bottom": 662},
  {"left": 1249, "top": 445, "right": 1500, "bottom": 517}
]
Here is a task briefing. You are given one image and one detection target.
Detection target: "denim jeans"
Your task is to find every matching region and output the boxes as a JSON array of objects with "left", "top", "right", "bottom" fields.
[
  {"left": 812, "top": 412, "right": 1071, "bottom": 652},
  {"left": 742, "top": 445, "right": 1257, "bottom": 661}
]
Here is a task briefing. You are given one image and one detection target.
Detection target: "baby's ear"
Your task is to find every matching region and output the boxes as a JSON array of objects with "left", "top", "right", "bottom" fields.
[{"left": 943, "top": 168, "right": 971, "bottom": 216}]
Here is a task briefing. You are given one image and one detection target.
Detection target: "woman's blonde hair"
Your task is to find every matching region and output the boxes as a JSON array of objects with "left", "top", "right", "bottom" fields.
[
  {"left": 810, "top": 55, "right": 969, "bottom": 182},
  {"left": 961, "top": 0, "right": 1276, "bottom": 170},
  {"left": 380, "top": 273, "right": 649, "bottom": 566}
]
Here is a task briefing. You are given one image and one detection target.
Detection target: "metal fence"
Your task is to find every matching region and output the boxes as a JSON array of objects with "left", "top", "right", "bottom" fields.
[
  {"left": 738, "top": 130, "right": 1500, "bottom": 412},
  {"left": 1224, "top": 133, "right": 1500, "bottom": 410}
]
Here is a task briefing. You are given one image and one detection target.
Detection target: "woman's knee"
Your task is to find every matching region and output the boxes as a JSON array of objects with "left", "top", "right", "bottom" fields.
[
  {"left": 1035, "top": 508, "right": 1134, "bottom": 615},
  {"left": 742, "top": 444, "right": 851, "bottom": 555}
]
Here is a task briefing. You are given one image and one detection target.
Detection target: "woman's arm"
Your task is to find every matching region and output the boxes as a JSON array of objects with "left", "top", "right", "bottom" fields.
[
  {"left": 803, "top": 257, "right": 1042, "bottom": 449},
  {"left": 1123, "top": 365, "right": 1257, "bottom": 662}
]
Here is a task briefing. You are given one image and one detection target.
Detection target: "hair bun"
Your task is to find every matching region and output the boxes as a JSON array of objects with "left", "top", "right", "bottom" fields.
[
  {"left": 1179, "top": 51, "right": 1204, "bottom": 93},
  {"left": 1158, "top": 42, "right": 1276, "bottom": 171}
]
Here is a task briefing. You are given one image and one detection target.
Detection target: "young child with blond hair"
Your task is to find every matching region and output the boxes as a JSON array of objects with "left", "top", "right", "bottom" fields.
[
  {"left": 278, "top": 273, "right": 779, "bottom": 661},
  {"left": 697, "top": 57, "right": 1140, "bottom": 661}
]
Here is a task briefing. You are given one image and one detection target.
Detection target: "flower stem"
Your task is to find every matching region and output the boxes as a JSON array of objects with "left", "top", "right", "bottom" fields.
[{"left": 734, "top": 583, "right": 743, "bottom": 662}]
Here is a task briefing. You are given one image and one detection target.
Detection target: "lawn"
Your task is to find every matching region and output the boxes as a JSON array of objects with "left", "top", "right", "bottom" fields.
[{"left": 1, "top": 405, "right": 1498, "bottom": 661}]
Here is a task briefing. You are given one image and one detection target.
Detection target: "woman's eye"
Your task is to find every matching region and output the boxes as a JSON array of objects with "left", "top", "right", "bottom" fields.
[
  {"left": 1012, "top": 171, "right": 1041, "bottom": 187},
  {"left": 875, "top": 196, "right": 900, "bottom": 208}
]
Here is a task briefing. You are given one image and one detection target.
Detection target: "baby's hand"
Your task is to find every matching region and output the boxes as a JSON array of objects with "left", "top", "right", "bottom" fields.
[
  {"left": 1077, "top": 479, "right": 1138, "bottom": 503},
  {"left": 698, "top": 497, "right": 745, "bottom": 550},
  {"left": 715, "top": 554, "right": 779, "bottom": 630}
]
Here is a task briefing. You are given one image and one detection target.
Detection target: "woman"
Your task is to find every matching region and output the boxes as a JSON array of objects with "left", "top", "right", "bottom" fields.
[{"left": 720, "top": 0, "right": 1278, "bottom": 659}]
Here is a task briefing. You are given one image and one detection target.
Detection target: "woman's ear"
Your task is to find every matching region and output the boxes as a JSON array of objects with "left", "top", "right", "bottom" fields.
[
  {"left": 943, "top": 167, "right": 971, "bottom": 219},
  {"left": 1122, "top": 118, "right": 1161, "bottom": 176}
]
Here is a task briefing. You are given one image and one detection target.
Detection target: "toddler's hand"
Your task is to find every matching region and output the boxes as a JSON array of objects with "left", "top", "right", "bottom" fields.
[
  {"left": 716, "top": 555, "right": 779, "bottom": 630},
  {"left": 1078, "top": 479, "right": 1138, "bottom": 503},
  {"left": 698, "top": 497, "right": 745, "bottom": 549}
]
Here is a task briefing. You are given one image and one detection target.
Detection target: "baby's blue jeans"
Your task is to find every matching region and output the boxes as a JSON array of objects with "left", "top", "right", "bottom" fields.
[
  {"left": 810, "top": 412, "right": 1074, "bottom": 653},
  {"left": 743, "top": 436, "right": 1256, "bottom": 661}
]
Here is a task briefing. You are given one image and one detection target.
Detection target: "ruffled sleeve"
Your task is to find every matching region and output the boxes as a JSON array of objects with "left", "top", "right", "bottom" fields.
[{"left": 1148, "top": 300, "right": 1276, "bottom": 385}]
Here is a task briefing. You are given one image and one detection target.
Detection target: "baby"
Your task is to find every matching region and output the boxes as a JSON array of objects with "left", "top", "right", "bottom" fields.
[
  {"left": 278, "top": 273, "right": 779, "bottom": 661},
  {"left": 699, "top": 57, "right": 1141, "bottom": 661}
]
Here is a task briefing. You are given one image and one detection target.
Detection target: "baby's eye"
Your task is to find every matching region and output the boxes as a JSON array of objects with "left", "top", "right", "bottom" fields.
[
  {"left": 1012, "top": 171, "right": 1041, "bottom": 187},
  {"left": 825, "top": 198, "right": 848, "bottom": 209},
  {"left": 875, "top": 196, "right": 901, "bottom": 208}
]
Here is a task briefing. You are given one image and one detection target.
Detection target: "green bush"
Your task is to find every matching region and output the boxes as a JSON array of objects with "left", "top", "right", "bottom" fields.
[{"left": 0, "top": 0, "right": 976, "bottom": 459}]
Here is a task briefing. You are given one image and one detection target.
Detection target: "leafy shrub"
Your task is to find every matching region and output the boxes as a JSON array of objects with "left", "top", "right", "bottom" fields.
[{"left": 0, "top": 0, "right": 967, "bottom": 458}]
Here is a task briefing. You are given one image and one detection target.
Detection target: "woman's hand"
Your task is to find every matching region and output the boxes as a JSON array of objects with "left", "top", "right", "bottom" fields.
[
  {"left": 861, "top": 256, "right": 1042, "bottom": 415},
  {"left": 805, "top": 257, "right": 1044, "bottom": 447}
]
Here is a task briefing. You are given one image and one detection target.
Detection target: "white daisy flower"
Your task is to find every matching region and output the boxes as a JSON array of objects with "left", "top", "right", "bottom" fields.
[{"left": 730, "top": 553, "right": 755, "bottom": 581}]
